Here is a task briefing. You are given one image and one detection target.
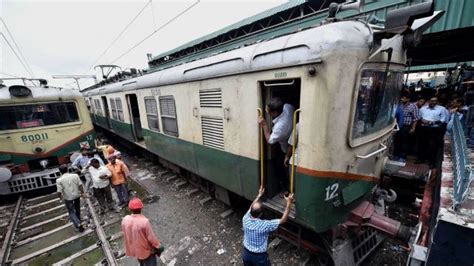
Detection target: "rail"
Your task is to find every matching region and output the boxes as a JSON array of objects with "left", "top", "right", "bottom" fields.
[
  {"left": 257, "top": 108, "right": 265, "bottom": 189},
  {"left": 290, "top": 109, "right": 301, "bottom": 194},
  {"left": 450, "top": 113, "right": 473, "bottom": 210}
]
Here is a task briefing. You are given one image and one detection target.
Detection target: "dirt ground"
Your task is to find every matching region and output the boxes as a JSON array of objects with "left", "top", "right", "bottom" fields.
[{"left": 118, "top": 153, "right": 308, "bottom": 265}]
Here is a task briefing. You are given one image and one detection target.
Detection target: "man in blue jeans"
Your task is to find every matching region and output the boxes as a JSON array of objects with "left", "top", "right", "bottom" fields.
[
  {"left": 56, "top": 165, "right": 85, "bottom": 232},
  {"left": 242, "top": 188, "right": 294, "bottom": 265}
]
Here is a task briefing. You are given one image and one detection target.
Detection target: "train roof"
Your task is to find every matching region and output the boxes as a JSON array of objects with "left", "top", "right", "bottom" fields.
[
  {"left": 83, "top": 20, "right": 372, "bottom": 97},
  {"left": 0, "top": 85, "right": 82, "bottom": 103}
]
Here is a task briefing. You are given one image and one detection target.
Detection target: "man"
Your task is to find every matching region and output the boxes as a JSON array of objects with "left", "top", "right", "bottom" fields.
[
  {"left": 122, "top": 197, "right": 163, "bottom": 266},
  {"left": 56, "top": 165, "right": 85, "bottom": 232},
  {"left": 82, "top": 151, "right": 105, "bottom": 194},
  {"left": 416, "top": 97, "right": 426, "bottom": 109},
  {"left": 242, "top": 188, "right": 294, "bottom": 266},
  {"left": 419, "top": 97, "right": 448, "bottom": 167},
  {"left": 107, "top": 154, "right": 130, "bottom": 207},
  {"left": 72, "top": 148, "right": 92, "bottom": 170},
  {"left": 393, "top": 94, "right": 420, "bottom": 162},
  {"left": 88, "top": 158, "right": 116, "bottom": 214},
  {"left": 258, "top": 98, "right": 294, "bottom": 192}
]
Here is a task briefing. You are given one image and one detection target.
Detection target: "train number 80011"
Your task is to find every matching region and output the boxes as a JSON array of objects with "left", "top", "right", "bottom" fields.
[{"left": 21, "top": 133, "right": 49, "bottom": 142}]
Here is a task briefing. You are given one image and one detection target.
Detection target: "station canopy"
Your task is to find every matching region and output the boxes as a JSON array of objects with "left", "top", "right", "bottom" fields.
[{"left": 147, "top": 0, "right": 474, "bottom": 73}]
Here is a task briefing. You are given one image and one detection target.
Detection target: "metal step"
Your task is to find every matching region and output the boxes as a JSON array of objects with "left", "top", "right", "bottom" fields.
[{"left": 262, "top": 196, "right": 296, "bottom": 219}]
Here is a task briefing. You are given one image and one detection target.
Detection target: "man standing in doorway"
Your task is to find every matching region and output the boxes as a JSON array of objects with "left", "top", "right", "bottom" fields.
[
  {"left": 88, "top": 158, "right": 116, "bottom": 214},
  {"left": 107, "top": 154, "right": 130, "bottom": 207},
  {"left": 56, "top": 165, "right": 85, "bottom": 232},
  {"left": 258, "top": 98, "right": 294, "bottom": 193},
  {"left": 122, "top": 197, "right": 163, "bottom": 266},
  {"left": 242, "top": 188, "right": 294, "bottom": 266}
]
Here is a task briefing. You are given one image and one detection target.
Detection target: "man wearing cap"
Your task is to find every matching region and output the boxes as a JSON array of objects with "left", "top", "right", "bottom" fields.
[
  {"left": 56, "top": 165, "right": 85, "bottom": 232},
  {"left": 122, "top": 198, "right": 163, "bottom": 266},
  {"left": 107, "top": 154, "right": 130, "bottom": 207}
]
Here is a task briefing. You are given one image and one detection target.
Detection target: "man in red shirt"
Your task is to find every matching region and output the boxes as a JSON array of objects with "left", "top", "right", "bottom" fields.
[{"left": 122, "top": 198, "right": 162, "bottom": 266}]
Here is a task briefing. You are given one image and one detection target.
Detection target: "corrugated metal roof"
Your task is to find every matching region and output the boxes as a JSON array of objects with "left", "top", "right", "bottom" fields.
[{"left": 408, "top": 62, "right": 473, "bottom": 72}]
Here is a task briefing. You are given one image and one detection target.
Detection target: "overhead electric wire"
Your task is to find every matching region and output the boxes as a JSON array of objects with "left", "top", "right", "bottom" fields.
[
  {"left": 0, "top": 18, "right": 35, "bottom": 77},
  {"left": 111, "top": 0, "right": 200, "bottom": 64},
  {"left": 0, "top": 33, "right": 34, "bottom": 79},
  {"left": 86, "top": 0, "right": 152, "bottom": 71}
]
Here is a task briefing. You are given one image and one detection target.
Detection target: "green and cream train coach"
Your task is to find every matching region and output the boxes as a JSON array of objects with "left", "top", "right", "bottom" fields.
[
  {"left": 0, "top": 84, "right": 95, "bottom": 195},
  {"left": 83, "top": 2, "right": 440, "bottom": 259}
]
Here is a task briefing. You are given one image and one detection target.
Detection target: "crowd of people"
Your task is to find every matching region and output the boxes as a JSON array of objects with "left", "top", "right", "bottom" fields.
[{"left": 393, "top": 89, "right": 468, "bottom": 168}]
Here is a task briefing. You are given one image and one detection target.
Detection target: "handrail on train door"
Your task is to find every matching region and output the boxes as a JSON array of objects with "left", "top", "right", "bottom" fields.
[
  {"left": 290, "top": 109, "right": 301, "bottom": 194},
  {"left": 257, "top": 108, "right": 264, "bottom": 189}
]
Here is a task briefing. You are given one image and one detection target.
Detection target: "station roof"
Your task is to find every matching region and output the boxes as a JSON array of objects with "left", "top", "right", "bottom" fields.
[{"left": 147, "top": 0, "right": 474, "bottom": 72}]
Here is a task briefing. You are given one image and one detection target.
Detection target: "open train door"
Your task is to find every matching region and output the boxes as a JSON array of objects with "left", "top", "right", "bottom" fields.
[
  {"left": 126, "top": 94, "right": 144, "bottom": 141},
  {"left": 259, "top": 78, "right": 300, "bottom": 214},
  {"left": 101, "top": 96, "right": 112, "bottom": 129}
]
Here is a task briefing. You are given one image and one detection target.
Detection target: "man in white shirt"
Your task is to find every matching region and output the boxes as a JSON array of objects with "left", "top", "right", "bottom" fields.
[
  {"left": 88, "top": 158, "right": 115, "bottom": 214},
  {"left": 419, "top": 97, "right": 447, "bottom": 168},
  {"left": 258, "top": 98, "right": 294, "bottom": 193},
  {"left": 56, "top": 165, "right": 84, "bottom": 232}
]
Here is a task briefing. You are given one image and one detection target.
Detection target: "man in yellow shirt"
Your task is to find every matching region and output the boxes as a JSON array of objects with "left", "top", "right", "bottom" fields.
[{"left": 107, "top": 154, "right": 130, "bottom": 207}]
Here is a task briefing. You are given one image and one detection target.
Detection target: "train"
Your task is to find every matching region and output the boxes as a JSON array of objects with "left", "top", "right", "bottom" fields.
[
  {"left": 82, "top": 1, "right": 441, "bottom": 264},
  {"left": 0, "top": 81, "right": 95, "bottom": 195}
]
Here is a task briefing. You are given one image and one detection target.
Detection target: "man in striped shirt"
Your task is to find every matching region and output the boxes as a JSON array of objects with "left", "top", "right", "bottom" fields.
[{"left": 242, "top": 188, "right": 294, "bottom": 265}]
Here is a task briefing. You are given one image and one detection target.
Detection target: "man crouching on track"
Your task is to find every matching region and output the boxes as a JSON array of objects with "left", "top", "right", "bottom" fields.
[
  {"left": 122, "top": 197, "right": 163, "bottom": 266},
  {"left": 242, "top": 188, "right": 294, "bottom": 266},
  {"left": 88, "top": 158, "right": 117, "bottom": 214},
  {"left": 56, "top": 165, "right": 85, "bottom": 232}
]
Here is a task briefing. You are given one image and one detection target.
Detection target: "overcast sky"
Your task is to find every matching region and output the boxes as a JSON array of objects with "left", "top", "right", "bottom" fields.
[{"left": 1, "top": 0, "right": 285, "bottom": 89}]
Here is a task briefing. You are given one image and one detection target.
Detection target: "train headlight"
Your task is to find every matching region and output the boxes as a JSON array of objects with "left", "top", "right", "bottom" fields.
[
  {"left": 33, "top": 146, "right": 45, "bottom": 153},
  {"left": 0, "top": 167, "right": 12, "bottom": 182}
]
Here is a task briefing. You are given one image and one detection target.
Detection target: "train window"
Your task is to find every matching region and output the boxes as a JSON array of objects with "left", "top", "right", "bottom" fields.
[
  {"left": 94, "top": 99, "right": 102, "bottom": 116},
  {"left": 0, "top": 102, "right": 80, "bottom": 130},
  {"left": 159, "top": 96, "right": 179, "bottom": 137},
  {"left": 110, "top": 98, "right": 118, "bottom": 120},
  {"left": 145, "top": 97, "right": 160, "bottom": 132},
  {"left": 352, "top": 70, "right": 403, "bottom": 139},
  {"left": 115, "top": 98, "right": 124, "bottom": 122}
]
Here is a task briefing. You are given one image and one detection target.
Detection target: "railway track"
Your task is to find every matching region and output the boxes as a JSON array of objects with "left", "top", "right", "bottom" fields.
[{"left": 0, "top": 190, "right": 128, "bottom": 265}]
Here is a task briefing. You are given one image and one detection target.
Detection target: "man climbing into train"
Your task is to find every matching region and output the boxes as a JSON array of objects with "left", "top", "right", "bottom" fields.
[
  {"left": 107, "top": 154, "right": 130, "bottom": 207},
  {"left": 122, "top": 197, "right": 164, "bottom": 266},
  {"left": 56, "top": 165, "right": 85, "bottom": 232},
  {"left": 258, "top": 98, "right": 294, "bottom": 195},
  {"left": 88, "top": 158, "right": 117, "bottom": 214},
  {"left": 242, "top": 187, "right": 294, "bottom": 266}
]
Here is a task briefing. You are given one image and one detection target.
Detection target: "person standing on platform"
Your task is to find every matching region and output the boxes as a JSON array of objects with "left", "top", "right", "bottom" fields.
[
  {"left": 122, "top": 197, "right": 163, "bottom": 266},
  {"left": 107, "top": 154, "right": 130, "bottom": 207},
  {"left": 242, "top": 188, "right": 294, "bottom": 266},
  {"left": 393, "top": 94, "right": 420, "bottom": 163},
  {"left": 419, "top": 97, "right": 448, "bottom": 168},
  {"left": 88, "top": 158, "right": 116, "bottom": 214},
  {"left": 258, "top": 98, "right": 294, "bottom": 194},
  {"left": 56, "top": 165, "right": 85, "bottom": 232}
]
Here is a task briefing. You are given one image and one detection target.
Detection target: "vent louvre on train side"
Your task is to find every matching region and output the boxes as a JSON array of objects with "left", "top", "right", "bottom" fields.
[
  {"left": 201, "top": 116, "right": 224, "bottom": 150},
  {"left": 199, "top": 88, "right": 222, "bottom": 108}
]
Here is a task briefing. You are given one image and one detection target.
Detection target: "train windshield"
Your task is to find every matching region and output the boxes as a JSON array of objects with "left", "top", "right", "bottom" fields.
[
  {"left": 352, "top": 69, "right": 403, "bottom": 139},
  {"left": 0, "top": 102, "right": 80, "bottom": 130}
]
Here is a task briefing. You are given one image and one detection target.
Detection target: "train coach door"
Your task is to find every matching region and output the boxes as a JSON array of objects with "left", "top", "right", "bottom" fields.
[
  {"left": 101, "top": 96, "right": 112, "bottom": 129},
  {"left": 126, "top": 94, "right": 144, "bottom": 141},
  {"left": 259, "top": 78, "right": 301, "bottom": 207}
]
